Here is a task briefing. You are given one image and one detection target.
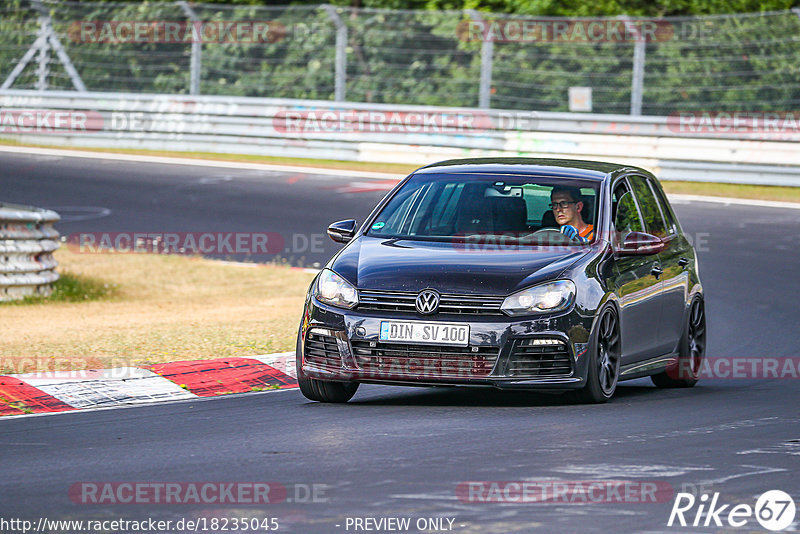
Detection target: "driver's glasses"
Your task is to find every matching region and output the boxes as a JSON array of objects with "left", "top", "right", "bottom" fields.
[{"left": 550, "top": 201, "right": 577, "bottom": 210}]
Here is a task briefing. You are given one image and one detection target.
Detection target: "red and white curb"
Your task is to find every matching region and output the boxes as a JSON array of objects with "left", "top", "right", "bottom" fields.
[{"left": 0, "top": 352, "right": 297, "bottom": 417}]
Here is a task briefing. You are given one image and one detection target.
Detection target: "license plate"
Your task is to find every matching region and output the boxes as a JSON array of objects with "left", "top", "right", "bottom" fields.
[{"left": 379, "top": 321, "right": 470, "bottom": 346}]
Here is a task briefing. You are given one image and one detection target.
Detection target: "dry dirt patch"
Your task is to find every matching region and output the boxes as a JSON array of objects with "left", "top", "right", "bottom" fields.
[{"left": 0, "top": 248, "right": 315, "bottom": 373}]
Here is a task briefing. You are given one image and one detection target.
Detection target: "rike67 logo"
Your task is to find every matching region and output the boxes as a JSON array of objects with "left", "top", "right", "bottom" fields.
[{"left": 668, "top": 490, "right": 796, "bottom": 531}]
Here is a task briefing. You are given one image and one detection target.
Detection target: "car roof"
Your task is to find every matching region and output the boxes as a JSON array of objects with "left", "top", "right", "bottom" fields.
[{"left": 415, "top": 157, "right": 637, "bottom": 181}]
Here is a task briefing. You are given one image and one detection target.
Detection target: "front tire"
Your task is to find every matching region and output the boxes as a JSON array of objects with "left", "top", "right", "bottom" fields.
[
  {"left": 296, "top": 330, "right": 359, "bottom": 403},
  {"left": 298, "top": 375, "right": 359, "bottom": 403},
  {"left": 574, "top": 305, "right": 621, "bottom": 404},
  {"left": 652, "top": 297, "right": 706, "bottom": 388}
]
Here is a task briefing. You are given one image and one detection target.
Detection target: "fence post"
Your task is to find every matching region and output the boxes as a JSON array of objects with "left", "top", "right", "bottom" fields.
[
  {"left": 322, "top": 5, "right": 347, "bottom": 102},
  {"left": 2, "top": 0, "right": 87, "bottom": 91},
  {"left": 178, "top": 1, "right": 202, "bottom": 95},
  {"left": 467, "top": 10, "right": 493, "bottom": 109},
  {"left": 35, "top": 23, "right": 50, "bottom": 91},
  {"left": 621, "top": 16, "right": 646, "bottom": 116}
]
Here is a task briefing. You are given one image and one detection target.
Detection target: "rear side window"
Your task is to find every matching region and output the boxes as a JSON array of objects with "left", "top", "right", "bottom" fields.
[
  {"left": 649, "top": 181, "right": 678, "bottom": 235},
  {"left": 629, "top": 175, "right": 667, "bottom": 237},
  {"left": 521, "top": 184, "right": 551, "bottom": 225}
]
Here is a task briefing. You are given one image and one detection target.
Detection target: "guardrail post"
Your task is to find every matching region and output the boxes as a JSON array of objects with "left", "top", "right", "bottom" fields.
[
  {"left": 178, "top": 1, "right": 202, "bottom": 96},
  {"left": 322, "top": 5, "right": 347, "bottom": 102},
  {"left": 467, "top": 10, "right": 493, "bottom": 109},
  {"left": 621, "top": 16, "right": 646, "bottom": 116}
]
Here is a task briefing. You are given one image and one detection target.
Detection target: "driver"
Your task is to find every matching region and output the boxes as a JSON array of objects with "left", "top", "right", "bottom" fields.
[{"left": 550, "top": 186, "right": 594, "bottom": 242}]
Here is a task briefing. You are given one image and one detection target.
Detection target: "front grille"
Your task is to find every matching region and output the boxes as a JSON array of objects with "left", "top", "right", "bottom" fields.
[
  {"left": 350, "top": 340, "right": 499, "bottom": 379},
  {"left": 358, "top": 290, "right": 505, "bottom": 316},
  {"left": 507, "top": 338, "right": 572, "bottom": 377},
  {"left": 303, "top": 330, "right": 343, "bottom": 372}
]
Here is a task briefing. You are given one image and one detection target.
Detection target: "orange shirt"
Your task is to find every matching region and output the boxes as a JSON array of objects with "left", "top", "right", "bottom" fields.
[{"left": 580, "top": 224, "right": 595, "bottom": 241}]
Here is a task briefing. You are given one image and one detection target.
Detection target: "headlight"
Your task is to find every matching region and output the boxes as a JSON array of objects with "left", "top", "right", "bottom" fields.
[
  {"left": 501, "top": 280, "right": 576, "bottom": 316},
  {"left": 314, "top": 269, "right": 358, "bottom": 309}
]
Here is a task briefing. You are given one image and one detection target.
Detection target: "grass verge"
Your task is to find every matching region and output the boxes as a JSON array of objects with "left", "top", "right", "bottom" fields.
[
  {"left": 0, "top": 247, "right": 315, "bottom": 374},
  {"left": 3, "top": 272, "right": 116, "bottom": 305},
  {"left": 1, "top": 139, "right": 798, "bottom": 204},
  {"left": 659, "top": 180, "right": 800, "bottom": 203}
]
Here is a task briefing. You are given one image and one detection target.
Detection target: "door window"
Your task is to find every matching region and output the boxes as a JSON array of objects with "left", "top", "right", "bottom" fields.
[
  {"left": 612, "top": 181, "right": 644, "bottom": 237},
  {"left": 648, "top": 180, "right": 678, "bottom": 236},
  {"left": 629, "top": 176, "right": 667, "bottom": 237}
]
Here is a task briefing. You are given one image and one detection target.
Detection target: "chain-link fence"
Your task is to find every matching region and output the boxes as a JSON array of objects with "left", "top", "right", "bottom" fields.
[{"left": 2, "top": 0, "right": 800, "bottom": 115}]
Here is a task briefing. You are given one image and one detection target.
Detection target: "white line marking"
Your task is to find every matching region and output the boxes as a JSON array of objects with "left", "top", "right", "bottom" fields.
[
  {"left": 692, "top": 465, "right": 787, "bottom": 485},
  {"left": 0, "top": 145, "right": 399, "bottom": 179},
  {"left": 668, "top": 193, "right": 800, "bottom": 210},
  {"left": 555, "top": 464, "right": 713, "bottom": 478}
]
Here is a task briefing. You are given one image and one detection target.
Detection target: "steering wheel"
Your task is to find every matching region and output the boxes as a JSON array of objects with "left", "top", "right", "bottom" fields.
[
  {"left": 527, "top": 228, "right": 577, "bottom": 243},
  {"left": 531, "top": 228, "right": 563, "bottom": 237}
]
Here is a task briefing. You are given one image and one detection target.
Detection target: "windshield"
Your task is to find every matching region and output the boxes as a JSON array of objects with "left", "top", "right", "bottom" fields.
[{"left": 367, "top": 173, "right": 600, "bottom": 245}]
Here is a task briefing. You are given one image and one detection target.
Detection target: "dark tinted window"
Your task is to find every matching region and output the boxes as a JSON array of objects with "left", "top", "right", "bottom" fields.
[
  {"left": 629, "top": 175, "right": 667, "bottom": 237},
  {"left": 614, "top": 190, "right": 644, "bottom": 235},
  {"left": 367, "top": 173, "right": 600, "bottom": 244},
  {"left": 648, "top": 180, "right": 678, "bottom": 235}
]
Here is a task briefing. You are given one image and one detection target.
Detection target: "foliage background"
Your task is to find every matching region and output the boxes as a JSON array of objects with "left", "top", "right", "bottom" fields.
[{"left": 0, "top": 0, "right": 798, "bottom": 114}]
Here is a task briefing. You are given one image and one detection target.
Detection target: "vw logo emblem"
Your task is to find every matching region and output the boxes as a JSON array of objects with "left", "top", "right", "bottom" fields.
[{"left": 415, "top": 289, "right": 440, "bottom": 315}]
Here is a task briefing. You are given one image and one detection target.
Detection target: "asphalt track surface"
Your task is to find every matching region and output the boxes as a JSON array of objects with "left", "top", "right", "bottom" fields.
[{"left": 1, "top": 151, "right": 799, "bottom": 533}]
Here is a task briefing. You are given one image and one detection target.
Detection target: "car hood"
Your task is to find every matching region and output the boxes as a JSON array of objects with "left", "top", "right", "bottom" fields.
[{"left": 329, "top": 236, "right": 590, "bottom": 296}]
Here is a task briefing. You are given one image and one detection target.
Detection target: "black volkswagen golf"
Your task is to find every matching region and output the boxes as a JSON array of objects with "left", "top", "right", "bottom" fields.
[{"left": 297, "top": 158, "right": 705, "bottom": 403}]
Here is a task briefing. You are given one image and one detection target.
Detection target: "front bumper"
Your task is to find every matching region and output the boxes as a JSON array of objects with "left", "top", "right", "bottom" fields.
[{"left": 299, "top": 297, "right": 595, "bottom": 390}]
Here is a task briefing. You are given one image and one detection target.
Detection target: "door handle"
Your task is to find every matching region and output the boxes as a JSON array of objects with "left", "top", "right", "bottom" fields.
[
  {"left": 651, "top": 265, "right": 663, "bottom": 278},
  {"left": 678, "top": 257, "right": 690, "bottom": 267}
]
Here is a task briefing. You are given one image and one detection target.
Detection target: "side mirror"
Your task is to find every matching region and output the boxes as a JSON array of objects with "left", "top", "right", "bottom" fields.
[
  {"left": 616, "top": 232, "right": 664, "bottom": 256},
  {"left": 327, "top": 219, "right": 358, "bottom": 243}
]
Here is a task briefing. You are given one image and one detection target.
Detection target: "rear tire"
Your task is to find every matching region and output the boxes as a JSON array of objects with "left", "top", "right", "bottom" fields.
[
  {"left": 652, "top": 297, "right": 706, "bottom": 388},
  {"left": 296, "top": 330, "right": 359, "bottom": 403},
  {"left": 574, "top": 305, "right": 621, "bottom": 404}
]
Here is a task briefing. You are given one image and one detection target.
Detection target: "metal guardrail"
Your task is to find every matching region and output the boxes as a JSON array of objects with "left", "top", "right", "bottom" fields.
[
  {"left": 0, "top": 89, "right": 799, "bottom": 186},
  {"left": 0, "top": 202, "right": 60, "bottom": 301}
]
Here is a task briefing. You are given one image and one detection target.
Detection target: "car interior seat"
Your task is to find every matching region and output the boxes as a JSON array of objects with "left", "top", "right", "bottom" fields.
[
  {"left": 540, "top": 209, "right": 558, "bottom": 229},
  {"left": 489, "top": 196, "right": 527, "bottom": 232}
]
